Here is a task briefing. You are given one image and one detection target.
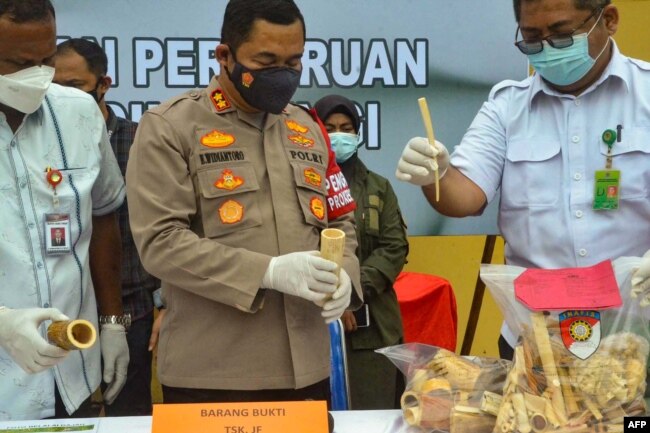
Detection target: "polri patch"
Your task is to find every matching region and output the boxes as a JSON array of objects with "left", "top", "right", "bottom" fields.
[
  {"left": 218, "top": 199, "right": 244, "bottom": 224},
  {"left": 286, "top": 119, "right": 309, "bottom": 134},
  {"left": 214, "top": 169, "right": 244, "bottom": 191},
  {"left": 288, "top": 134, "right": 314, "bottom": 148},
  {"left": 310, "top": 197, "right": 325, "bottom": 220},
  {"left": 201, "top": 130, "right": 235, "bottom": 148},
  {"left": 303, "top": 168, "right": 322, "bottom": 188}
]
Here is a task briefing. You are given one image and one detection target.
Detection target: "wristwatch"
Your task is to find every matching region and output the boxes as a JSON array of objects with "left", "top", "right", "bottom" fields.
[{"left": 99, "top": 314, "right": 132, "bottom": 331}]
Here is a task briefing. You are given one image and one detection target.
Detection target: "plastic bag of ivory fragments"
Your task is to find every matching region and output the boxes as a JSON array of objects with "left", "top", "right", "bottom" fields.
[
  {"left": 377, "top": 342, "right": 512, "bottom": 432},
  {"left": 480, "top": 256, "right": 650, "bottom": 433}
]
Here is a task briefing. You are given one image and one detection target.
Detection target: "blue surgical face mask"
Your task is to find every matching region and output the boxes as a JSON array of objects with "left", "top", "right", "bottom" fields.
[
  {"left": 329, "top": 132, "right": 360, "bottom": 163},
  {"left": 528, "top": 13, "right": 609, "bottom": 86}
]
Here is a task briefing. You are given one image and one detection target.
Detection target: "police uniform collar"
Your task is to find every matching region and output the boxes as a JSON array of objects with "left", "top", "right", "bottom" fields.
[{"left": 529, "top": 39, "right": 629, "bottom": 108}]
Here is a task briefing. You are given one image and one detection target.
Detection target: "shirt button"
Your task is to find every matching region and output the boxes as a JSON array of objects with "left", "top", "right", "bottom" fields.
[
  {"left": 578, "top": 249, "right": 587, "bottom": 257},
  {"left": 43, "top": 303, "right": 50, "bottom": 308},
  {"left": 10, "top": 140, "right": 16, "bottom": 147},
  {"left": 19, "top": 181, "right": 27, "bottom": 188},
  {"left": 37, "top": 262, "right": 44, "bottom": 269},
  {"left": 574, "top": 99, "right": 581, "bottom": 106},
  {"left": 573, "top": 173, "right": 582, "bottom": 180},
  {"left": 28, "top": 222, "right": 35, "bottom": 229},
  {"left": 572, "top": 136, "right": 580, "bottom": 143},
  {"left": 575, "top": 210, "right": 583, "bottom": 218}
]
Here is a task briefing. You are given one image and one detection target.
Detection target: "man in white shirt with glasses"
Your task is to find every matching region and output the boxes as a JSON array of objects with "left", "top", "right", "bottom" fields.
[{"left": 396, "top": 0, "right": 650, "bottom": 358}]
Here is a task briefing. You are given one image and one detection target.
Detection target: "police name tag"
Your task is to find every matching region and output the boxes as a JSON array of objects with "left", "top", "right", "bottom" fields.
[{"left": 593, "top": 169, "right": 620, "bottom": 211}]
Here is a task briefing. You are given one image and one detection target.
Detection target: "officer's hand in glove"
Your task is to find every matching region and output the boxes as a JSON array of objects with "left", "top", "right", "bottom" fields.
[
  {"left": 396, "top": 137, "right": 450, "bottom": 186},
  {"left": 101, "top": 323, "right": 129, "bottom": 405},
  {"left": 321, "top": 269, "right": 352, "bottom": 324},
  {"left": 631, "top": 249, "right": 650, "bottom": 307},
  {"left": 262, "top": 251, "right": 338, "bottom": 303},
  {"left": 0, "top": 307, "right": 70, "bottom": 374}
]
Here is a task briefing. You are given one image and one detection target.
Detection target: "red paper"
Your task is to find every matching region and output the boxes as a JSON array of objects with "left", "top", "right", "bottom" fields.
[{"left": 514, "top": 260, "right": 622, "bottom": 311}]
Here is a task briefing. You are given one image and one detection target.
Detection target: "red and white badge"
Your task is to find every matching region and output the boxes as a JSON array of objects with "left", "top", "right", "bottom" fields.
[{"left": 559, "top": 310, "right": 601, "bottom": 360}]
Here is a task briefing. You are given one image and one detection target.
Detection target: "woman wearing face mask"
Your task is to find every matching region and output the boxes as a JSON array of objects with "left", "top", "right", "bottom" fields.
[{"left": 314, "top": 94, "right": 409, "bottom": 409}]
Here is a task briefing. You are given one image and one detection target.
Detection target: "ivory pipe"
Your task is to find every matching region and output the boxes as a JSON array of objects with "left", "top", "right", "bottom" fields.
[
  {"left": 47, "top": 319, "right": 97, "bottom": 350},
  {"left": 320, "top": 228, "right": 345, "bottom": 277}
]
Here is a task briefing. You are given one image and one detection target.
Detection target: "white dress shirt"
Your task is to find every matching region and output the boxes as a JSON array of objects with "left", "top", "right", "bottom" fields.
[
  {"left": 450, "top": 42, "right": 650, "bottom": 346},
  {"left": 0, "top": 84, "right": 125, "bottom": 420}
]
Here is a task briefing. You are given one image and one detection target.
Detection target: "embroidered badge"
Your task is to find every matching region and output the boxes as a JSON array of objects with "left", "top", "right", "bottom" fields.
[
  {"left": 285, "top": 119, "right": 309, "bottom": 134},
  {"left": 288, "top": 134, "right": 314, "bottom": 148},
  {"left": 242, "top": 72, "right": 254, "bottom": 88},
  {"left": 218, "top": 199, "right": 244, "bottom": 224},
  {"left": 210, "top": 89, "right": 232, "bottom": 112},
  {"left": 303, "top": 168, "right": 322, "bottom": 188},
  {"left": 310, "top": 197, "right": 325, "bottom": 220},
  {"left": 200, "top": 130, "right": 235, "bottom": 148},
  {"left": 214, "top": 169, "right": 244, "bottom": 191},
  {"left": 559, "top": 310, "right": 601, "bottom": 360}
]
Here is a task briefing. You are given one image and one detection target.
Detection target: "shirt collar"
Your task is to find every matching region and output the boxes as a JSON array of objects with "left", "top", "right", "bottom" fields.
[{"left": 528, "top": 39, "right": 630, "bottom": 108}]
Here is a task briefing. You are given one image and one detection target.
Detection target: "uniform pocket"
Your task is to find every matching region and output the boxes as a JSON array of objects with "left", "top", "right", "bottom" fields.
[
  {"left": 290, "top": 162, "right": 327, "bottom": 228},
  {"left": 197, "top": 164, "right": 262, "bottom": 237},
  {"left": 502, "top": 137, "right": 561, "bottom": 208},
  {"left": 364, "top": 194, "right": 382, "bottom": 237}
]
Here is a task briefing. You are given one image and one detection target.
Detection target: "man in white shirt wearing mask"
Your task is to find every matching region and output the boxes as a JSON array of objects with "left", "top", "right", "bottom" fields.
[
  {"left": 396, "top": 0, "right": 650, "bottom": 359},
  {"left": 0, "top": 0, "right": 129, "bottom": 420}
]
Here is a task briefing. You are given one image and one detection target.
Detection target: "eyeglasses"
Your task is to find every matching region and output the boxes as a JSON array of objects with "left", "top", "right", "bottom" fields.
[{"left": 514, "top": 8, "right": 602, "bottom": 55}]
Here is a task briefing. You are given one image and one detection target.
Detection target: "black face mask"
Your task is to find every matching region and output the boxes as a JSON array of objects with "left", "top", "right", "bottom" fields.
[
  {"left": 227, "top": 59, "right": 301, "bottom": 114},
  {"left": 86, "top": 77, "right": 105, "bottom": 103}
]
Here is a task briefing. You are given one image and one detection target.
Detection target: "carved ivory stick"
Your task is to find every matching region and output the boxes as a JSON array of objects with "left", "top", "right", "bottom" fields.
[
  {"left": 531, "top": 312, "right": 567, "bottom": 424},
  {"left": 417, "top": 97, "right": 440, "bottom": 202},
  {"left": 320, "top": 228, "right": 345, "bottom": 277},
  {"left": 47, "top": 319, "right": 97, "bottom": 350}
]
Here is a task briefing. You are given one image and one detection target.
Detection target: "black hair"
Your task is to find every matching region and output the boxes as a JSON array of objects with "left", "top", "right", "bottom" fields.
[
  {"left": 56, "top": 38, "right": 108, "bottom": 78},
  {"left": 513, "top": 0, "right": 611, "bottom": 22},
  {"left": 221, "top": 0, "right": 305, "bottom": 53},
  {"left": 0, "top": 0, "right": 55, "bottom": 22}
]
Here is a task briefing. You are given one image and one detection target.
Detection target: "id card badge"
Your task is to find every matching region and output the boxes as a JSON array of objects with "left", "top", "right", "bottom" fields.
[
  {"left": 44, "top": 213, "right": 71, "bottom": 255},
  {"left": 593, "top": 170, "right": 620, "bottom": 210}
]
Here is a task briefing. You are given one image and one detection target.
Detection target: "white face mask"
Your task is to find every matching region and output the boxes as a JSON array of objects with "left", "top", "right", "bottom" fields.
[{"left": 0, "top": 65, "right": 55, "bottom": 114}]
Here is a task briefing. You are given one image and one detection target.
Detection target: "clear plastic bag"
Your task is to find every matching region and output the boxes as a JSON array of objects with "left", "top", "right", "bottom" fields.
[
  {"left": 480, "top": 257, "right": 650, "bottom": 432},
  {"left": 378, "top": 343, "right": 512, "bottom": 433}
]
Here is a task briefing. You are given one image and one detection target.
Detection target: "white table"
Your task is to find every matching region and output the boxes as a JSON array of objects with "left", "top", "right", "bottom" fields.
[{"left": 0, "top": 410, "right": 417, "bottom": 433}]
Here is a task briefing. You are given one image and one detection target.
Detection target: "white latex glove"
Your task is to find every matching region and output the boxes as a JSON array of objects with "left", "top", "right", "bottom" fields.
[
  {"left": 395, "top": 136, "right": 450, "bottom": 186},
  {"left": 262, "top": 251, "right": 338, "bottom": 303},
  {"left": 321, "top": 269, "right": 352, "bottom": 324},
  {"left": 631, "top": 249, "right": 650, "bottom": 307},
  {"left": 101, "top": 323, "right": 129, "bottom": 405},
  {"left": 0, "top": 307, "right": 70, "bottom": 374}
]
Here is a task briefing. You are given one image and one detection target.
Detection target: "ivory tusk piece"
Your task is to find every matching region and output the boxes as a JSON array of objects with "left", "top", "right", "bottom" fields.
[
  {"left": 47, "top": 319, "right": 97, "bottom": 350},
  {"left": 417, "top": 97, "right": 440, "bottom": 202},
  {"left": 402, "top": 391, "right": 453, "bottom": 430},
  {"left": 320, "top": 228, "right": 345, "bottom": 277},
  {"left": 531, "top": 312, "right": 567, "bottom": 424}
]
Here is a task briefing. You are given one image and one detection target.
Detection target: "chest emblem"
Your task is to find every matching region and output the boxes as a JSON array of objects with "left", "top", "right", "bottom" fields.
[
  {"left": 201, "top": 130, "right": 235, "bottom": 148},
  {"left": 285, "top": 119, "right": 309, "bottom": 134},
  {"left": 219, "top": 199, "right": 244, "bottom": 224},
  {"left": 303, "top": 168, "right": 322, "bottom": 188},
  {"left": 310, "top": 197, "right": 325, "bottom": 220},
  {"left": 210, "top": 89, "right": 231, "bottom": 112},
  {"left": 288, "top": 134, "right": 314, "bottom": 148},
  {"left": 214, "top": 169, "right": 244, "bottom": 191}
]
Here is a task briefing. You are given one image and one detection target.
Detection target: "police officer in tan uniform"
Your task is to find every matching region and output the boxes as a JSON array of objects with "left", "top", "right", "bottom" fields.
[{"left": 126, "top": 0, "right": 361, "bottom": 404}]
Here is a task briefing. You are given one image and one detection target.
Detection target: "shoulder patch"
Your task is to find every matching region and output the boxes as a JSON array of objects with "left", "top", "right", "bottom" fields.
[{"left": 489, "top": 77, "right": 532, "bottom": 99}]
